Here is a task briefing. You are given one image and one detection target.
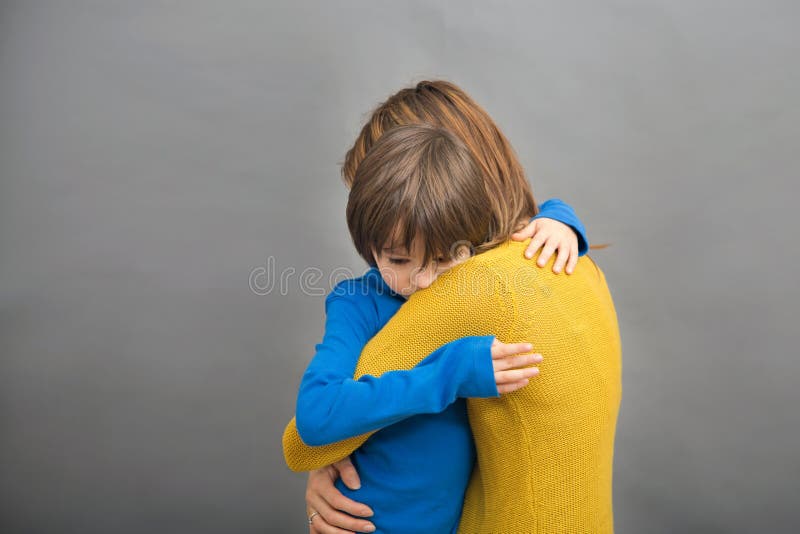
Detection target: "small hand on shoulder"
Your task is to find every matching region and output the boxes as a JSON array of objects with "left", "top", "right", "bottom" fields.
[{"left": 511, "top": 217, "right": 579, "bottom": 274}]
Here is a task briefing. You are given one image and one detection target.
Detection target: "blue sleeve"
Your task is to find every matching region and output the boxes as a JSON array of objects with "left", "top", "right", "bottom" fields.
[
  {"left": 533, "top": 198, "right": 589, "bottom": 255},
  {"left": 295, "top": 294, "right": 498, "bottom": 446}
]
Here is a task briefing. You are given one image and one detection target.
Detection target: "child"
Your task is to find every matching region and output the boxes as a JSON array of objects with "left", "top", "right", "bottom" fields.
[{"left": 287, "top": 124, "right": 590, "bottom": 533}]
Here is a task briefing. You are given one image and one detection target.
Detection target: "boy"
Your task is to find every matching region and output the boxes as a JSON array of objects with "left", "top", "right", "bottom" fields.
[{"left": 289, "top": 124, "right": 589, "bottom": 533}]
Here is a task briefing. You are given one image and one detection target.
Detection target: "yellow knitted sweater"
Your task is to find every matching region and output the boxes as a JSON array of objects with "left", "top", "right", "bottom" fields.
[{"left": 283, "top": 240, "right": 621, "bottom": 533}]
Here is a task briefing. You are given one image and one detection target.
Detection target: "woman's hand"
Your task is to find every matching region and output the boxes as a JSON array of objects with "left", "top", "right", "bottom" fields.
[
  {"left": 491, "top": 339, "right": 542, "bottom": 394},
  {"left": 306, "top": 457, "right": 375, "bottom": 533},
  {"left": 511, "top": 218, "right": 579, "bottom": 275}
]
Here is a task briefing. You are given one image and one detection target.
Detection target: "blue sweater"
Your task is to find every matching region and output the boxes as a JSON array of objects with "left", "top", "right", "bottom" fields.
[{"left": 295, "top": 199, "right": 587, "bottom": 533}]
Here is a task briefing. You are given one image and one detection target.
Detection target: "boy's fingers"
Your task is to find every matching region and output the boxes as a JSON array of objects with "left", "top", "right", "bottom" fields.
[
  {"left": 525, "top": 233, "right": 547, "bottom": 259},
  {"left": 537, "top": 241, "right": 558, "bottom": 267},
  {"left": 493, "top": 353, "right": 543, "bottom": 372},
  {"left": 552, "top": 247, "right": 569, "bottom": 274},
  {"left": 501, "top": 342, "right": 533, "bottom": 357},
  {"left": 497, "top": 378, "right": 530, "bottom": 394},
  {"left": 497, "top": 367, "right": 540, "bottom": 384},
  {"left": 511, "top": 227, "right": 533, "bottom": 240},
  {"left": 512, "top": 220, "right": 538, "bottom": 240},
  {"left": 491, "top": 342, "right": 533, "bottom": 359},
  {"left": 566, "top": 245, "right": 579, "bottom": 274}
]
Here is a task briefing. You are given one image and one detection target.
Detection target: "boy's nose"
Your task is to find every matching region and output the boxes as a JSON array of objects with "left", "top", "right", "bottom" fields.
[{"left": 414, "top": 267, "right": 438, "bottom": 290}]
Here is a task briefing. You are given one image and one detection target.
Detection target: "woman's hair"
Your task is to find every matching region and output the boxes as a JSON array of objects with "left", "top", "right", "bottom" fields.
[
  {"left": 342, "top": 80, "right": 538, "bottom": 242},
  {"left": 347, "top": 124, "right": 500, "bottom": 268}
]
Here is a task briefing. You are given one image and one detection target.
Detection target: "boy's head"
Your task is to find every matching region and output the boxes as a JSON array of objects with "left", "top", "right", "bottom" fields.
[
  {"left": 346, "top": 124, "right": 491, "bottom": 297},
  {"left": 342, "top": 80, "right": 538, "bottom": 241}
]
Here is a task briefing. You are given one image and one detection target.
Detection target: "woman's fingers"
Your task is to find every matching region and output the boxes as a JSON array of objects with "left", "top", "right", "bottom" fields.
[
  {"left": 306, "top": 468, "right": 375, "bottom": 533},
  {"left": 307, "top": 469, "right": 373, "bottom": 518},
  {"left": 307, "top": 506, "right": 354, "bottom": 534},
  {"left": 333, "top": 457, "right": 361, "bottom": 491},
  {"left": 306, "top": 496, "right": 375, "bottom": 533}
]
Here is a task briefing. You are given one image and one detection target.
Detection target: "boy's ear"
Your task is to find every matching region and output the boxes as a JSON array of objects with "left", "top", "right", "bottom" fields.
[{"left": 454, "top": 243, "right": 472, "bottom": 262}]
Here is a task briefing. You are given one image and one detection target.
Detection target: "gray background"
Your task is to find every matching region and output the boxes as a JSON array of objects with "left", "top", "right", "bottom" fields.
[{"left": 1, "top": 1, "right": 798, "bottom": 533}]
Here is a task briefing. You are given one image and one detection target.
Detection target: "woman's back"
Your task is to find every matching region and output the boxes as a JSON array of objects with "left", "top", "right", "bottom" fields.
[
  {"left": 454, "top": 240, "right": 621, "bottom": 533},
  {"left": 283, "top": 239, "right": 621, "bottom": 533}
]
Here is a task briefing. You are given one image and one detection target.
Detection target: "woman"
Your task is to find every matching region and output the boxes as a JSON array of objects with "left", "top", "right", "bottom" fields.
[{"left": 286, "top": 81, "right": 620, "bottom": 533}]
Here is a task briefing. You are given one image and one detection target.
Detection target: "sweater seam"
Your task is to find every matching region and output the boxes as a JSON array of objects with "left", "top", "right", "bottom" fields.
[{"left": 497, "top": 256, "right": 539, "bottom": 511}]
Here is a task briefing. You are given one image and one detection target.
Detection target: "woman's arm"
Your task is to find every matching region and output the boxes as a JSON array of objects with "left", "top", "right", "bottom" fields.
[{"left": 283, "top": 259, "right": 511, "bottom": 471}]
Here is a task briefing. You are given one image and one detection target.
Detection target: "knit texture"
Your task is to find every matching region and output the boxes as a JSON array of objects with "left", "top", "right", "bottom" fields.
[{"left": 283, "top": 240, "right": 621, "bottom": 533}]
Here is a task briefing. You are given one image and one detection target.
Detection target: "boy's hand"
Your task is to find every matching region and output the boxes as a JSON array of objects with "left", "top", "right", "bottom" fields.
[
  {"left": 306, "top": 457, "right": 375, "bottom": 533},
  {"left": 511, "top": 218, "right": 579, "bottom": 275},
  {"left": 491, "top": 339, "right": 542, "bottom": 394}
]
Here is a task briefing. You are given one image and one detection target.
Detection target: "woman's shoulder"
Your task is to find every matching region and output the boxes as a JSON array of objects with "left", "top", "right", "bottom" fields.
[
  {"left": 466, "top": 240, "right": 607, "bottom": 286},
  {"left": 447, "top": 240, "right": 528, "bottom": 277},
  {"left": 422, "top": 241, "right": 526, "bottom": 303},
  {"left": 472, "top": 240, "right": 527, "bottom": 265}
]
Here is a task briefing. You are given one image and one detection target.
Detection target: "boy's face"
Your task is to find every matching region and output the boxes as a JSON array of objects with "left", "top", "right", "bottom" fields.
[{"left": 373, "top": 236, "right": 470, "bottom": 298}]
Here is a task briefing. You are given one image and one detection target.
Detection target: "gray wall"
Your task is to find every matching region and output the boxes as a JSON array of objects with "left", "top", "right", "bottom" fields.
[{"left": 1, "top": 1, "right": 798, "bottom": 532}]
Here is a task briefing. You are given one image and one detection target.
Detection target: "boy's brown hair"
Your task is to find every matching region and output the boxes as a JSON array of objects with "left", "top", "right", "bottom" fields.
[
  {"left": 347, "top": 124, "right": 501, "bottom": 268},
  {"left": 343, "top": 80, "right": 538, "bottom": 242}
]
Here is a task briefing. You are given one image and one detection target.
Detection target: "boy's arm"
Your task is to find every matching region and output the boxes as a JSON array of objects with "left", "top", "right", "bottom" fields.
[
  {"left": 283, "top": 261, "right": 510, "bottom": 471},
  {"left": 533, "top": 198, "right": 588, "bottom": 255},
  {"left": 296, "top": 319, "right": 499, "bottom": 446}
]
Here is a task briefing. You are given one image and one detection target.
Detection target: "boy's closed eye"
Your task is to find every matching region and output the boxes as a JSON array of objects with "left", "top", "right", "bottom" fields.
[{"left": 388, "top": 256, "right": 449, "bottom": 266}]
